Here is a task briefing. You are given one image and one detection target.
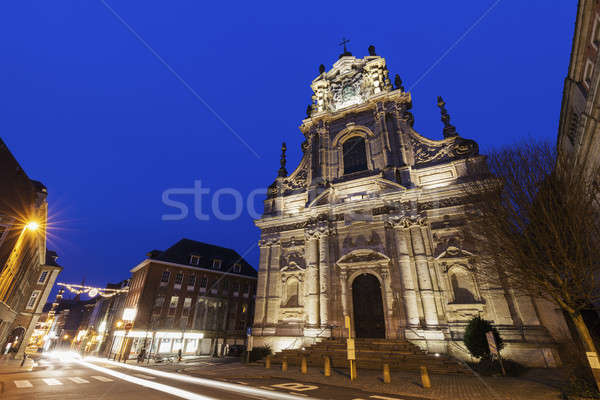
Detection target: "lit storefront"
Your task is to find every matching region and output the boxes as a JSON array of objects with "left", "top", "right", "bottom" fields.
[{"left": 110, "top": 330, "right": 205, "bottom": 358}]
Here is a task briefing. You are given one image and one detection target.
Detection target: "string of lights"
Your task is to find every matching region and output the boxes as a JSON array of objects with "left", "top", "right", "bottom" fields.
[{"left": 56, "top": 282, "right": 128, "bottom": 298}]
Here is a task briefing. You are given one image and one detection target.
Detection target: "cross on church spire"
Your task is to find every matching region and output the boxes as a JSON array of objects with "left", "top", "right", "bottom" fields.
[{"left": 338, "top": 37, "right": 352, "bottom": 59}]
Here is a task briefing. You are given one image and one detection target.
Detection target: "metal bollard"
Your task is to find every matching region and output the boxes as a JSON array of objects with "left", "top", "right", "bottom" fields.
[
  {"left": 265, "top": 355, "right": 271, "bottom": 369},
  {"left": 301, "top": 355, "right": 308, "bottom": 374},
  {"left": 282, "top": 359, "right": 288, "bottom": 372},
  {"left": 383, "top": 363, "right": 391, "bottom": 384},
  {"left": 324, "top": 356, "right": 331, "bottom": 377},
  {"left": 420, "top": 365, "right": 431, "bottom": 388}
]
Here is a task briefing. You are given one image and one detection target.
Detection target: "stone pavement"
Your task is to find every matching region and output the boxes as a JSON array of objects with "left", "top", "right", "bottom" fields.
[
  {"left": 143, "top": 357, "right": 571, "bottom": 400},
  {"left": 0, "top": 356, "right": 36, "bottom": 374}
]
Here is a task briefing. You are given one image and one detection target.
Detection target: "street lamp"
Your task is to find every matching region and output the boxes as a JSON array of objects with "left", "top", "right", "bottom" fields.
[
  {"left": 25, "top": 221, "right": 39, "bottom": 231},
  {"left": 118, "top": 308, "right": 137, "bottom": 362}
]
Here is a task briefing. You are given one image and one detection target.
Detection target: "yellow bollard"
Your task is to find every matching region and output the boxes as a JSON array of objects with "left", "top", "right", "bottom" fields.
[
  {"left": 301, "top": 355, "right": 308, "bottom": 374},
  {"left": 383, "top": 363, "right": 391, "bottom": 384},
  {"left": 265, "top": 355, "right": 271, "bottom": 369},
  {"left": 282, "top": 359, "right": 288, "bottom": 372},
  {"left": 420, "top": 365, "right": 431, "bottom": 388},
  {"left": 324, "top": 356, "right": 331, "bottom": 377},
  {"left": 350, "top": 360, "right": 358, "bottom": 381}
]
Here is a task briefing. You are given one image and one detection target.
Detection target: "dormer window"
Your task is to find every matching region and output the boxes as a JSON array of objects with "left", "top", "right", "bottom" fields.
[
  {"left": 343, "top": 136, "right": 368, "bottom": 174},
  {"left": 233, "top": 263, "right": 241, "bottom": 273},
  {"left": 190, "top": 255, "right": 200, "bottom": 265},
  {"left": 212, "top": 259, "right": 222, "bottom": 270}
]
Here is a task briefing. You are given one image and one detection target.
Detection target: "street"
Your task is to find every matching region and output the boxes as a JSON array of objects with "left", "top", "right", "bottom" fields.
[{"left": 0, "top": 354, "right": 430, "bottom": 400}]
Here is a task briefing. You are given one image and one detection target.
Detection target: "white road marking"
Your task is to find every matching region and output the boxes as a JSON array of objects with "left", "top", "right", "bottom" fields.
[
  {"left": 289, "top": 393, "right": 308, "bottom": 397},
  {"left": 83, "top": 356, "right": 317, "bottom": 400},
  {"left": 271, "top": 383, "right": 319, "bottom": 391},
  {"left": 91, "top": 375, "right": 114, "bottom": 382},
  {"left": 370, "top": 396, "right": 404, "bottom": 400},
  {"left": 236, "top": 381, "right": 248, "bottom": 385},
  {"left": 43, "top": 378, "right": 63, "bottom": 386},
  {"left": 134, "top": 374, "right": 156, "bottom": 380},
  {"left": 14, "top": 380, "right": 32, "bottom": 388},
  {"left": 68, "top": 377, "right": 90, "bottom": 384}
]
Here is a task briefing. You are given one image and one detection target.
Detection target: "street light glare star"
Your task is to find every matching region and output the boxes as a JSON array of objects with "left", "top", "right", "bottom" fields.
[{"left": 25, "top": 221, "right": 39, "bottom": 231}]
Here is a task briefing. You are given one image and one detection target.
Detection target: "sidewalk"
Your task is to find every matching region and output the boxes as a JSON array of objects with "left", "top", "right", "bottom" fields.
[
  {"left": 154, "top": 360, "right": 569, "bottom": 400},
  {"left": 0, "top": 356, "right": 36, "bottom": 374}
]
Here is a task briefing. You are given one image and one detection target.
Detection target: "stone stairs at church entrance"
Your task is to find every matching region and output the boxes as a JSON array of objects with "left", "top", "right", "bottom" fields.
[{"left": 269, "top": 338, "right": 470, "bottom": 375}]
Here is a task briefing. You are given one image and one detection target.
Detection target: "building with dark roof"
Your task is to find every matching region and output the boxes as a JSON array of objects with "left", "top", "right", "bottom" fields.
[{"left": 112, "top": 239, "right": 257, "bottom": 360}]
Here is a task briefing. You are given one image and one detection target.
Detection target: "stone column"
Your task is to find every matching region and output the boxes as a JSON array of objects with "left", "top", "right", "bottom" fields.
[
  {"left": 409, "top": 218, "right": 439, "bottom": 327},
  {"left": 388, "top": 216, "right": 420, "bottom": 326},
  {"left": 318, "top": 225, "right": 331, "bottom": 329},
  {"left": 339, "top": 270, "right": 349, "bottom": 335},
  {"left": 254, "top": 239, "right": 271, "bottom": 330},
  {"left": 380, "top": 269, "right": 396, "bottom": 338},
  {"left": 304, "top": 228, "right": 320, "bottom": 329},
  {"left": 265, "top": 239, "right": 281, "bottom": 327}
]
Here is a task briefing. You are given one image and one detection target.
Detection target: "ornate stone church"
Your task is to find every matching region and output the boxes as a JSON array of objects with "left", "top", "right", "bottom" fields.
[{"left": 253, "top": 46, "right": 571, "bottom": 366}]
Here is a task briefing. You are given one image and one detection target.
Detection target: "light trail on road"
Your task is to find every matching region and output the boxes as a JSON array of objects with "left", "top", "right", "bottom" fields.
[
  {"left": 86, "top": 356, "right": 321, "bottom": 400},
  {"left": 46, "top": 352, "right": 320, "bottom": 400}
]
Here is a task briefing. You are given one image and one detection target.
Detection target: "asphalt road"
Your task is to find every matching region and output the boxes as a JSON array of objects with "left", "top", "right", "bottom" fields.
[{"left": 0, "top": 355, "right": 429, "bottom": 400}]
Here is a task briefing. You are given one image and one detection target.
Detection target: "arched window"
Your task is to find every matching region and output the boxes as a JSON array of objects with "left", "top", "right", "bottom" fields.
[
  {"left": 343, "top": 136, "right": 367, "bottom": 174},
  {"left": 283, "top": 278, "right": 299, "bottom": 307},
  {"left": 450, "top": 269, "right": 477, "bottom": 304}
]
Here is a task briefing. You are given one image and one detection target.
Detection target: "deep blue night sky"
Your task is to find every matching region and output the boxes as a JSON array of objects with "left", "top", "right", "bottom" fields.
[{"left": 1, "top": 1, "right": 576, "bottom": 291}]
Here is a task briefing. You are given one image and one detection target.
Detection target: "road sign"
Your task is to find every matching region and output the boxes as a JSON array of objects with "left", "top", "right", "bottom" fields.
[
  {"left": 346, "top": 338, "right": 356, "bottom": 360},
  {"left": 486, "top": 331, "right": 498, "bottom": 355},
  {"left": 247, "top": 327, "right": 252, "bottom": 336}
]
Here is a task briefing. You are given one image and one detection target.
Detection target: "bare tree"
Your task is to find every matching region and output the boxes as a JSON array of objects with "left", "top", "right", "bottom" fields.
[{"left": 462, "top": 140, "right": 600, "bottom": 387}]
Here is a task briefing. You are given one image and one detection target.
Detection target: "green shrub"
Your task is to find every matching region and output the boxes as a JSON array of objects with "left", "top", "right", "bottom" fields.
[
  {"left": 245, "top": 346, "right": 271, "bottom": 363},
  {"left": 463, "top": 316, "right": 504, "bottom": 359}
]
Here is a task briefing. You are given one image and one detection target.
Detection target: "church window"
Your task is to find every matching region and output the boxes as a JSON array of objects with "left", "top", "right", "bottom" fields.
[
  {"left": 449, "top": 269, "right": 477, "bottom": 304},
  {"left": 283, "top": 278, "right": 299, "bottom": 307},
  {"left": 343, "top": 136, "right": 368, "bottom": 174}
]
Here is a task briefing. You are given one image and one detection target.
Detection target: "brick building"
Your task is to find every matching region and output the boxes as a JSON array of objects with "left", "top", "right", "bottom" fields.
[
  {"left": 0, "top": 138, "right": 62, "bottom": 356},
  {"left": 112, "top": 239, "right": 256, "bottom": 359}
]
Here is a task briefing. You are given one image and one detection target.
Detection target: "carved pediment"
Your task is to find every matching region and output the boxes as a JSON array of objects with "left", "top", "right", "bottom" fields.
[
  {"left": 337, "top": 249, "right": 390, "bottom": 266},
  {"left": 408, "top": 131, "right": 478, "bottom": 167},
  {"left": 280, "top": 251, "right": 306, "bottom": 271}
]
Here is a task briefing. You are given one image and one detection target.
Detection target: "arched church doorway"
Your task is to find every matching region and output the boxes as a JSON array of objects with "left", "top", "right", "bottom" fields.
[{"left": 352, "top": 273, "right": 385, "bottom": 338}]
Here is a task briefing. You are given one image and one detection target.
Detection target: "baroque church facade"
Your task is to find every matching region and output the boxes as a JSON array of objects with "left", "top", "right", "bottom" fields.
[{"left": 253, "top": 48, "right": 572, "bottom": 366}]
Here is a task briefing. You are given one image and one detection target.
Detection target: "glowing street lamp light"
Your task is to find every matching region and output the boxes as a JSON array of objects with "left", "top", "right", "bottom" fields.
[{"left": 25, "top": 221, "right": 39, "bottom": 231}]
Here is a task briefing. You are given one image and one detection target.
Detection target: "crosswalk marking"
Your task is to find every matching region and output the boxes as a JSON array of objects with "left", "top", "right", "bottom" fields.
[
  {"left": 43, "top": 378, "right": 63, "bottom": 386},
  {"left": 14, "top": 380, "right": 32, "bottom": 388},
  {"left": 68, "top": 377, "right": 90, "bottom": 384},
  {"left": 91, "top": 375, "right": 114, "bottom": 382},
  {"left": 133, "top": 373, "right": 155, "bottom": 380}
]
